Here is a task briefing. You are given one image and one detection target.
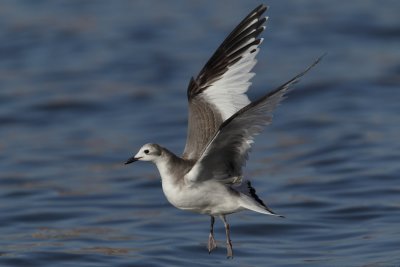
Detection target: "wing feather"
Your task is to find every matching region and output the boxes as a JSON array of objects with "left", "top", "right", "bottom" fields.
[
  {"left": 185, "top": 56, "right": 324, "bottom": 183},
  {"left": 183, "top": 5, "right": 268, "bottom": 160}
]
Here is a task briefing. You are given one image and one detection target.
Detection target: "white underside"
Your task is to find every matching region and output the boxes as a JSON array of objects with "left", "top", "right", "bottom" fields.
[
  {"left": 161, "top": 178, "right": 244, "bottom": 215},
  {"left": 160, "top": 174, "right": 277, "bottom": 216}
]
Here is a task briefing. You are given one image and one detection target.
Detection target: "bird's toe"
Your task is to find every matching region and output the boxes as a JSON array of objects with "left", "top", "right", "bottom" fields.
[
  {"left": 207, "top": 233, "right": 217, "bottom": 253},
  {"left": 226, "top": 241, "right": 233, "bottom": 259}
]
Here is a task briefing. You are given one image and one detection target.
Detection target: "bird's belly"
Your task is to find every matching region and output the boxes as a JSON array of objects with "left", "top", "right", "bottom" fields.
[{"left": 161, "top": 180, "right": 242, "bottom": 215}]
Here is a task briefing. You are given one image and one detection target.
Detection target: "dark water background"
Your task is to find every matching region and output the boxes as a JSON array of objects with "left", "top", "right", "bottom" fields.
[{"left": 1, "top": 1, "right": 399, "bottom": 266}]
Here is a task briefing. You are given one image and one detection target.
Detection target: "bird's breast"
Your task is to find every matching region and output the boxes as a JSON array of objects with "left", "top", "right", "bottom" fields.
[
  {"left": 161, "top": 177, "right": 191, "bottom": 209},
  {"left": 161, "top": 178, "right": 242, "bottom": 215}
]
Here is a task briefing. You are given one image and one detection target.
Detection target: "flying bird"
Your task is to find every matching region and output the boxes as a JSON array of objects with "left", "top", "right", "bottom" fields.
[{"left": 125, "top": 4, "right": 322, "bottom": 258}]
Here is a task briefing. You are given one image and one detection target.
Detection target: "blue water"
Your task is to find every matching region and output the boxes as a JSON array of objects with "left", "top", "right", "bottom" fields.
[{"left": 1, "top": 1, "right": 399, "bottom": 266}]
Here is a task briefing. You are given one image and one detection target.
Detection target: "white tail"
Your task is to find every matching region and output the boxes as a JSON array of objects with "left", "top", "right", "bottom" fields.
[
  {"left": 234, "top": 180, "right": 285, "bottom": 217},
  {"left": 239, "top": 194, "right": 283, "bottom": 217}
]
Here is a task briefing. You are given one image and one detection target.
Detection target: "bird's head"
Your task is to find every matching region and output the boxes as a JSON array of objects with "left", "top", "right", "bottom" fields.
[{"left": 125, "top": 143, "right": 163, "bottom": 164}]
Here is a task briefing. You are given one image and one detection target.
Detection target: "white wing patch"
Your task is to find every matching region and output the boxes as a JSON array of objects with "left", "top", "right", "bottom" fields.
[{"left": 202, "top": 42, "right": 263, "bottom": 121}]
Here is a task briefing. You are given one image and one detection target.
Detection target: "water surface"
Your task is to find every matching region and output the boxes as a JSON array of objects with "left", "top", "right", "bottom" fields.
[{"left": 0, "top": 1, "right": 399, "bottom": 266}]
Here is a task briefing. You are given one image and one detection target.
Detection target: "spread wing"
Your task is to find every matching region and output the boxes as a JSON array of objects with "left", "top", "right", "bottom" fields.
[
  {"left": 182, "top": 4, "right": 268, "bottom": 160},
  {"left": 185, "top": 57, "right": 324, "bottom": 184}
]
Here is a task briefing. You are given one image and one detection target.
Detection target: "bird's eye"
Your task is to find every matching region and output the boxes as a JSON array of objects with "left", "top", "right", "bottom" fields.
[{"left": 144, "top": 149, "right": 149, "bottom": 154}]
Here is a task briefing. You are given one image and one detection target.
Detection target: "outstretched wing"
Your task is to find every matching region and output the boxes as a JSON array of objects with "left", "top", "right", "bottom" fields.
[
  {"left": 182, "top": 4, "right": 268, "bottom": 160},
  {"left": 185, "top": 57, "right": 324, "bottom": 183}
]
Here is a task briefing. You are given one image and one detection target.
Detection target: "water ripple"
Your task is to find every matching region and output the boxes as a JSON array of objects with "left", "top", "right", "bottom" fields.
[{"left": 1, "top": 1, "right": 400, "bottom": 266}]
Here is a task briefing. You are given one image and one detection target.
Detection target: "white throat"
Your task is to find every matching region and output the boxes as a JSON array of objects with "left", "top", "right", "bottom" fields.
[{"left": 152, "top": 152, "right": 176, "bottom": 181}]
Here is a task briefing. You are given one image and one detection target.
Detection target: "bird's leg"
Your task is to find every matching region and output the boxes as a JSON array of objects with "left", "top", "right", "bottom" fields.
[
  {"left": 220, "top": 215, "right": 233, "bottom": 258},
  {"left": 208, "top": 215, "right": 217, "bottom": 253}
]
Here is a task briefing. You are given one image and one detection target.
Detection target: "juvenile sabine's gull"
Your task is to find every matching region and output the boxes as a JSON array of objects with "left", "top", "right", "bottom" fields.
[{"left": 125, "top": 4, "right": 322, "bottom": 258}]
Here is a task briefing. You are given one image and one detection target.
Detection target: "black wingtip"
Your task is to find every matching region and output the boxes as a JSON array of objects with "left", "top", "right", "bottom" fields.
[
  {"left": 248, "top": 5, "right": 268, "bottom": 23},
  {"left": 312, "top": 52, "right": 327, "bottom": 68},
  {"left": 254, "top": 4, "right": 268, "bottom": 14},
  {"left": 270, "top": 53, "right": 327, "bottom": 95}
]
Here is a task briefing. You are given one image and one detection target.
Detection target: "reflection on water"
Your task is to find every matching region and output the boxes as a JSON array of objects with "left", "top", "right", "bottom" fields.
[{"left": 0, "top": 1, "right": 399, "bottom": 266}]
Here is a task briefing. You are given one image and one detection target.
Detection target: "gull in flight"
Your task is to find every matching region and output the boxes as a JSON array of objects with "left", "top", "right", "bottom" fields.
[{"left": 125, "top": 4, "right": 322, "bottom": 258}]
